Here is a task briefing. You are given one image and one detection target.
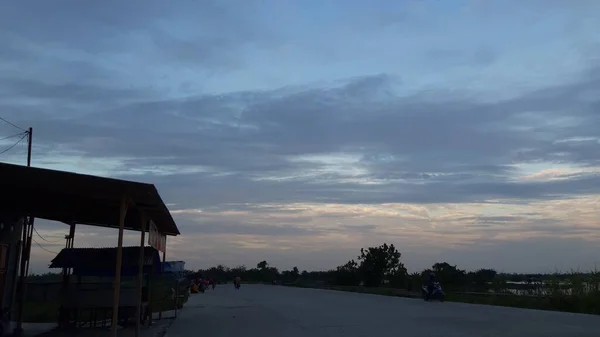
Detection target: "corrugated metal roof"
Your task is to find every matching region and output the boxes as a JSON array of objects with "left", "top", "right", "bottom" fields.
[
  {"left": 50, "top": 247, "right": 160, "bottom": 270},
  {"left": 0, "top": 162, "right": 179, "bottom": 235}
]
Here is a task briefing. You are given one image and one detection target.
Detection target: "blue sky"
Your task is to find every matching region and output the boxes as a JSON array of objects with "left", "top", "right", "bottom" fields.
[{"left": 1, "top": 0, "right": 599, "bottom": 273}]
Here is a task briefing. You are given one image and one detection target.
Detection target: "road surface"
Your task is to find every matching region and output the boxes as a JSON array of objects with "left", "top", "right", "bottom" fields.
[{"left": 167, "top": 284, "right": 600, "bottom": 337}]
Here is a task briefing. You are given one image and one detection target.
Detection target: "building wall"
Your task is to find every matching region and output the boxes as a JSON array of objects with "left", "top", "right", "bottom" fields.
[{"left": 0, "top": 215, "right": 24, "bottom": 311}]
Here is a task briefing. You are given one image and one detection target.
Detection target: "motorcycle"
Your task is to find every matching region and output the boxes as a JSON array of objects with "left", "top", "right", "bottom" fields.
[
  {"left": 234, "top": 281, "right": 241, "bottom": 289},
  {"left": 422, "top": 282, "right": 444, "bottom": 302},
  {"left": 198, "top": 279, "right": 206, "bottom": 293}
]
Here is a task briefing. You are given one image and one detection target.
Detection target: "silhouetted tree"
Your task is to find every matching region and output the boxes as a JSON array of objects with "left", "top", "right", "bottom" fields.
[
  {"left": 358, "top": 243, "right": 404, "bottom": 287},
  {"left": 426, "top": 262, "right": 466, "bottom": 289},
  {"left": 469, "top": 268, "right": 497, "bottom": 287},
  {"left": 257, "top": 261, "right": 268, "bottom": 270},
  {"left": 334, "top": 259, "right": 361, "bottom": 286}
]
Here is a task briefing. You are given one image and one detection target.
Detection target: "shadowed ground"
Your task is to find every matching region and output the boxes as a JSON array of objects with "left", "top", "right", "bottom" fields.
[{"left": 167, "top": 284, "right": 600, "bottom": 337}]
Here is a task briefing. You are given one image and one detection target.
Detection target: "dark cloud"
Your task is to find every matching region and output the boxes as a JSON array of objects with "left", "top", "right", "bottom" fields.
[
  {"left": 5, "top": 66, "right": 595, "bottom": 207},
  {"left": 0, "top": 0, "right": 281, "bottom": 70}
]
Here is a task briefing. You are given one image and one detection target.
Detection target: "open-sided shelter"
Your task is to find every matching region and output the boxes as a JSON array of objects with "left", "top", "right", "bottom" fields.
[
  {"left": 49, "top": 247, "right": 163, "bottom": 328},
  {"left": 0, "top": 162, "right": 180, "bottom": 337}
]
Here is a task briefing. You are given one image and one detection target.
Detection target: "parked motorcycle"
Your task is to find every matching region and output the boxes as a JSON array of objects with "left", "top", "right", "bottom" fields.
[{"left": 422, "top": 282, "right": 444, "bottom": 302}]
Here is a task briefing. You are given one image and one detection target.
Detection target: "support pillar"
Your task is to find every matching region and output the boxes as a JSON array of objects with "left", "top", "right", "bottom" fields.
[
  {"left": 135, "top": 213, "right": 147, "bottom": 337},
  {"left": 110, "top": 197, "right": 128, "bottom": 337},
  {"left": 158, "top": 242, "right": 166, "bottom": 320},
  {"left": 14, "top": 215, "right": 34, "bottom": 336}
]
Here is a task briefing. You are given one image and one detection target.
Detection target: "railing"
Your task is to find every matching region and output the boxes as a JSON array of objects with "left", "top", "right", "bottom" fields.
[{"left": 25, "top": 282, "right": 133, "bottom": 302}]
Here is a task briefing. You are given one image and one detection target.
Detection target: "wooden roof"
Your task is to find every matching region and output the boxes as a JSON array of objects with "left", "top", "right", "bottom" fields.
[{"left": 0, "top": 162, "right": 180, "bottom": 235}]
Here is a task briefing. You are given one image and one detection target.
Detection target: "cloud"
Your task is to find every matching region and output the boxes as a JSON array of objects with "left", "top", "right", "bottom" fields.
[{"left": 3, "top": 0, "right": 600, "bottom": 273}]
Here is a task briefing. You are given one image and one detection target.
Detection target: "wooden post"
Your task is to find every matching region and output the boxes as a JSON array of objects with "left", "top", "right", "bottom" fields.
[
  {"left": 14, "top": 215, "right": 34, "bottom": 336},
  {"left": 174, "top": 276, "right": 178, "bottom": 318},
  {"left": 68, "top": 223, "right": 76, "bottom": 276},
  {"left": 110, "top": 197, "right": 128, "bottom": 337},
  {"left": 68, "top": 223, "right": 76, "bottom": 248},
  {"left": 26, "top": 127, "right": 32, "bottom": 167},
  {"left": 158, "top": 240, "right": 166, "bottom": 320},
  {"left": 23, "top": 218, "right": 34, "bottom": 285},
  {"left": 62, "top": 223, "right": 76, "bottom": 279},
  {"left": 135, "top": 213, "right": 147, "bottom": 337},
  {"left": 147, "top": 264, "right": 154, "bottom": 326},
  {"left": 9, "top": 219, "right": 24, "bottom": 320}
]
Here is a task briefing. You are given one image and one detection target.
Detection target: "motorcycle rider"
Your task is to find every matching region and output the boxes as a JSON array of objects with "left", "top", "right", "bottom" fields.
[{"left": 426, "top": 272, "right": 438, "bottom": 299}]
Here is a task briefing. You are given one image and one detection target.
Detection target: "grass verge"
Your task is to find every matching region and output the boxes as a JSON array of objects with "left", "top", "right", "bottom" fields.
[
  {"left": 282, "top": 283, "right": 600, "bottom": 315},
  {"left": 21, "top": 285, "right": 190, "bottom": 323}
]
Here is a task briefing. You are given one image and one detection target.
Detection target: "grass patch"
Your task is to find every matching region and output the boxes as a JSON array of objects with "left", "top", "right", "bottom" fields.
[
  {"left": 282, "top": 283, "right": 600, "bottom": 315},
  {"left": 21, "top": 278, "right": 190, "bottom": 323},
  {"left": 447, "top": 292, "right": 600, "bottom": 315},
  {"left": 23, "top": 301, "right": 60, "bottom": 323}
]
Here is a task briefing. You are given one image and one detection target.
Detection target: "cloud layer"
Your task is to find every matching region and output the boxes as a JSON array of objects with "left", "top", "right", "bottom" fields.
[{"left": 2, "top": 0, "right": 599, "bottom": 273}]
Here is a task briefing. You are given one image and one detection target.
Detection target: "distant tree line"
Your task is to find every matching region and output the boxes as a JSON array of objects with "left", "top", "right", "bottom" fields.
[
  {"left": 193, "top": 243, "right": 495, "bottom": 292},
  {"left": 190, "top": 243, "right": 596, "bottom": 293},
  {"left": 28, "top": 243, "right": 598, "bottom": 293}
]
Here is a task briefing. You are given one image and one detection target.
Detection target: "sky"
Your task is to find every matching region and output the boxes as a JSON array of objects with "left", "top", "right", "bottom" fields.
[{"left": 0, "top": 0, "right": 599, "bottom": 274}]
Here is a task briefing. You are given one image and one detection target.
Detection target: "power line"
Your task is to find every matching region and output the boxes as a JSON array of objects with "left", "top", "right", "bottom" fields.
[
  {"left": 33, "top": 226, "right": 64, "bottom": 244},
  {"left": 0, "top": 133, "right": 27, "bottom": 155},
  {"left": 32, "top": 237, "right": 58, "bottom": 254},
  {"left": 0, "top": 116, "right": 26, "bottom": 132},
  {"left": 0, "top": 131, "right": 27, "bottom": 141}
]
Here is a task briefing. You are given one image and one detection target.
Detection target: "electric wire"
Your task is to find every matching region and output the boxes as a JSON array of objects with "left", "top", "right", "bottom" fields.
[
  {"left": 0, "top": 116, "right": 26, "bottom": 132},
  {"left": 0, "top": 131, "right": 27, "bottom": 141},
  {"left": 33, "top": 226, "right": 64, "bottom": 243},
  {"left": 0, "top": 133, "right": 27, "bottom": 155},
  {"left": 32, "top": 237, "right": 58, "bottom": 254}
]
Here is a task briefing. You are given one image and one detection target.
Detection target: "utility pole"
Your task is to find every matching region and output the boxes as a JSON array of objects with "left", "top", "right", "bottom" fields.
[
  {"left": 26, "top": 127, "right": 32, "bottom": 167},
  {"left": 14, "top": 127, "right": 33, "bottom": 337}
]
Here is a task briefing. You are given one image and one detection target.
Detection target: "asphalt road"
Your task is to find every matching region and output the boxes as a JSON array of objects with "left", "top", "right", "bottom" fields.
[{"left": 167, "top": 284, "right": 600, "bottom": 337}]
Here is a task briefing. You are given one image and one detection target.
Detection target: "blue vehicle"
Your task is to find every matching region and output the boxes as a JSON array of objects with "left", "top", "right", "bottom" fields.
[{"left": 422, "top": 281, "right": 445, "bottom": 302}]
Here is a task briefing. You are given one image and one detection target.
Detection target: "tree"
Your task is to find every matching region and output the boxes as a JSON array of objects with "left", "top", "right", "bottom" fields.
[
  {"left": 387, "top": 265, "right": 409, "bottom": 288},
  {"left": 357, "top": 243, "right": 404, "bottom": 287},
  {"left": 257, "top": 261, "right": 269, "bottom": 270},
  {"left": 470, "top": 269, "right": 497, "bottom": 287},
  {"left": 429, "top": 262, "right": 466, "bottom": 288},
  {"left": 334, "top": 259, "right": 361, "bottom": 286},
  {"left": 406, "top": 272, "right": 423, "bottom": 291}
]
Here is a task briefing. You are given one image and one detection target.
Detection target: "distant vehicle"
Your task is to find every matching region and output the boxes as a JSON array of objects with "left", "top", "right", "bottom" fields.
[{"left": 422, "top": 282, "right": 444, "bottom": 302}]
